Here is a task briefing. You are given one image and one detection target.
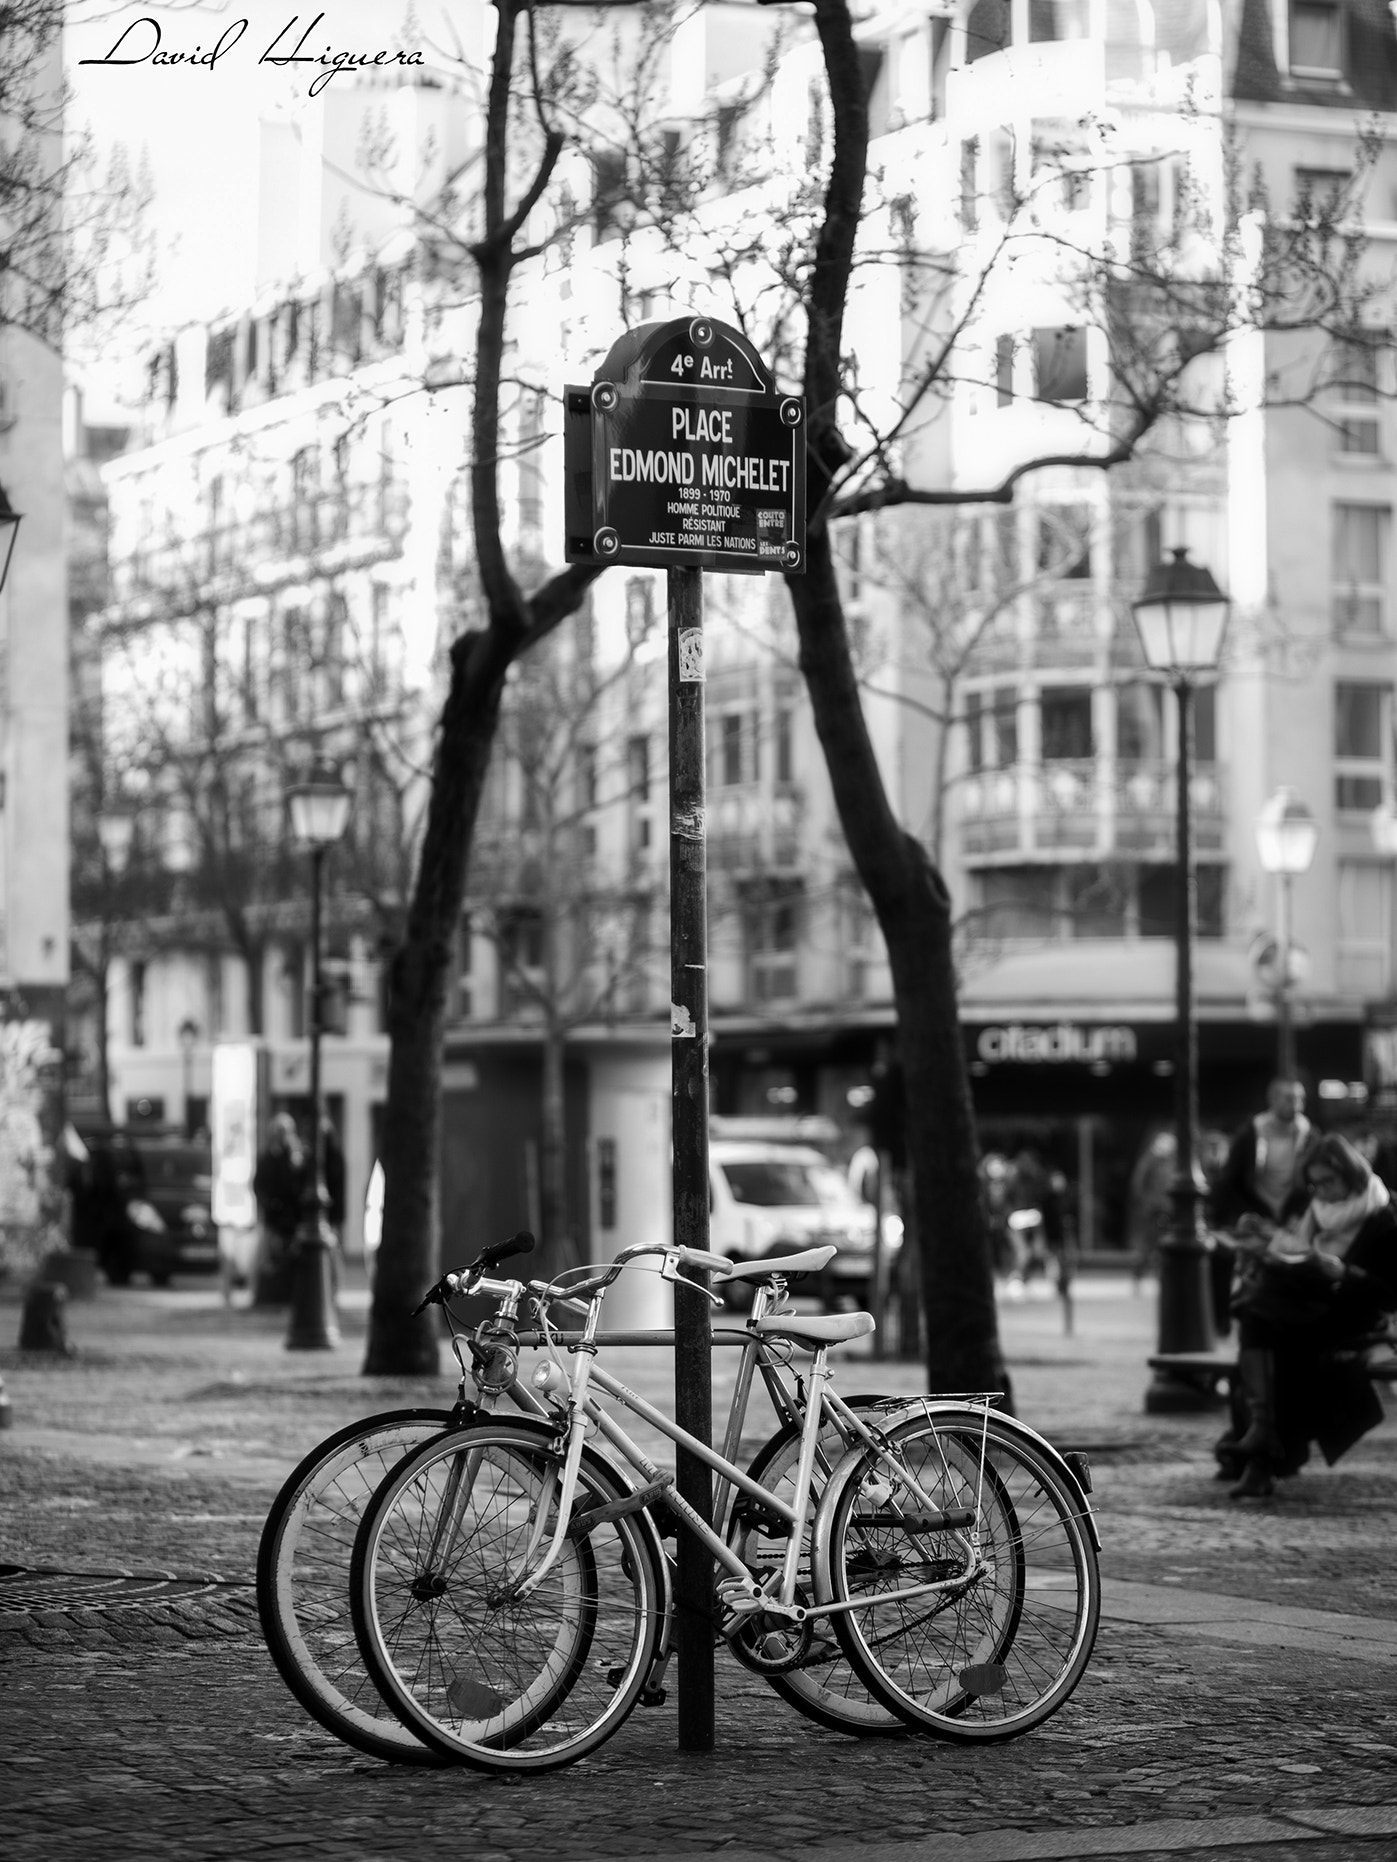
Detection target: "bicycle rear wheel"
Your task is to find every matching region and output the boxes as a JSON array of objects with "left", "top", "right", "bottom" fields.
[
  {"left": 817, "top": 1408, "right": 1099, "bottom": 1741},
  {"left": 351, "top": 1423, "right": 664, "bottom": 1772},
  {"left": 731, "top": 1402, "right": 904, "bottom": 1737},
  {"left": 257, "top": 1408, "right": 457, "bottom": 1763}
]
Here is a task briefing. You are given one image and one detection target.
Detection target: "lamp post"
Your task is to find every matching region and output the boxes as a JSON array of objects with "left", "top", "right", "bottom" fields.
[
  {"left": 96, "top": 808, "right": 136, "bottom": 1123},
  {"left": 1132, "top": 548, "right": 1230, "bottom": 1413},
  {"left": 177, "top": 1017, "right": 200, "bottom": 1137},
  {"left": 285, "top": 760, "right": 352, "bottom": 1352},
  {"left": 1255, "top": 788, "right": 1319, "bottom": 1080}
]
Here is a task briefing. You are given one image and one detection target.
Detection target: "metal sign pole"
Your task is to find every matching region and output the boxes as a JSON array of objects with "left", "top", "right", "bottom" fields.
[{"left": 668, "top": 562, "right": 714, "bottom": 1751}]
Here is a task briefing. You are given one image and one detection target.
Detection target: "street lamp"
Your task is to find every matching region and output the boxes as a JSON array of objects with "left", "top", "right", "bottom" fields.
[
  {"left": 0, "top": 482, "right": 22, "bottom": 596},
  {"left": 285, "top": 760, "right": 352, "bottom": 1352},
  {"left": 1255, "top": 788, "right": 1319, "bottom": 1079},
  {"left": 177, "top": 1017, "right": 200, "bottom": 1138},
  {"left": 1132, "top": 547, "right": 1230, "bottom": 1412},
  {"left": 95, "top": 808, "right": 136, "bottom": 1123}
]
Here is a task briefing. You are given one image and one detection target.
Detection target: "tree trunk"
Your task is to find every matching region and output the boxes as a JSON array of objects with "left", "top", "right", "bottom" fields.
[
  {"left": 539, "top": 1018, "right": 568, "bottom": 1277},
  {"left": 363, "top": 629, "right": 512, "bottom": 1374},
  {"left": 785, "top": 532, "right": 1012, "bottom": 1402}
]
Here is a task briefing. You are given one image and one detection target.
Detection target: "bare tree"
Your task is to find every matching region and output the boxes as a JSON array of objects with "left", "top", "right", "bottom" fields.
[
  {"left": 361, "top": 0, "right": 1382, "bottom": 1384},
  {"left": 2, "top": 0, "right": 153, "bottom": 350}
]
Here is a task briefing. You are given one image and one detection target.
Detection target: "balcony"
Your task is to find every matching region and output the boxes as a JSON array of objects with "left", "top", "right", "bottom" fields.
[
  {"left": 112, "top": 480, "right": 411, "bottom": 611},
  {"left": 958, "top": 757, "right": 1225, "bottom": 861},
  {"left": 708, "top": 785, "right": 804, "bottom": 874}
]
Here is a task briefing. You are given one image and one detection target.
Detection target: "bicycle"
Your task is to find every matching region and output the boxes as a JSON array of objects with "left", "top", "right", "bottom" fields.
[
  {"left": 348, "top": 1239, "right": 1101, "bottom": 1772},
  {"left": 257, "top": 1230, "right": 904, "bottom": 1759}
]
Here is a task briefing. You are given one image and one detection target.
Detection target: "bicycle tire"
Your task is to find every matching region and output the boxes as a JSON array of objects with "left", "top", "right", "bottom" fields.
[
  {"left": 816, "top": 1407, "right": 1100, "bottom": 1741},
  {"left": 731, "top": 1401, "right": 905, "bottom": 1737},
  {"left": 256, "top": 1407, "right": 459, "bottom": 1764},
  {"left": 351, "top": 1422, "right": 665, "bottom": 1773}
]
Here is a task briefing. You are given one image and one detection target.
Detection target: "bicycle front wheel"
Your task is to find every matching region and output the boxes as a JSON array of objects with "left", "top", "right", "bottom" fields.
[
  {"left": 351, "top": 1424, "right": 665, "bottom": 1772},
  {"left": 256, "top": 1408, "right": 457, "bottom": 1764},
  {"left": 817, "top": 1408, "right": 1100, "bottom": 1741}
]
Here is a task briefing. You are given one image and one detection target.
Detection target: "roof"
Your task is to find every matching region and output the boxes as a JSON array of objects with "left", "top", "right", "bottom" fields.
[{"left": 1230, "top": 0, "right": 1397, "bottom": 110}]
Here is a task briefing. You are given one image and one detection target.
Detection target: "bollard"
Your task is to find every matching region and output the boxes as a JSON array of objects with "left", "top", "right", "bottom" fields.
[
  {"left": 0, "top": 1373, "right": 11, "bottom": 1427},
  {"left": 19, "top": 1280, "right": 75, "bottom": 1354}
]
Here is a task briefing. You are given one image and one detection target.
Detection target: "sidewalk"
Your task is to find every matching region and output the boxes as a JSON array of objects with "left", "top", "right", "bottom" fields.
[{"left": 3, "top": 1270, "right": 1396, "bottom": 1862}]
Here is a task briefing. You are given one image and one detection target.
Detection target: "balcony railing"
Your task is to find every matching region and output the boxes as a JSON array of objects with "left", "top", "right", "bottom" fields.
[
  {"left": 958, "top": 757, "right": 1225, "bottom": 859},
  {"left": 113, "top": 480, "right": 411, "bottom": 606},
  {"left": 708, "top": 785, "right": 804, "bottom": 873}
]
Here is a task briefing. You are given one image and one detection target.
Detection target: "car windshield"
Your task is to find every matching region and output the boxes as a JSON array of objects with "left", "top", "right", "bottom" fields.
[
  {"left": 721, "top": 1160, "right": 825, "bottom": 1208},
  {"left": 133, "top": 1145, "right": 212, "bottom": 1193}
]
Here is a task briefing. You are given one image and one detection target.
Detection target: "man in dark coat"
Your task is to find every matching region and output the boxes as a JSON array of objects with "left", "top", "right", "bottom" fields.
[{"left": 252, "top": 1113, "right": 307, "bottom": 1305}]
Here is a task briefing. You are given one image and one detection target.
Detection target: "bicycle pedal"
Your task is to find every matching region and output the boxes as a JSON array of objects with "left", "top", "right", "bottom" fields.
[{"left": 639, "top": 1686, "right": 668, "bottom": 1707}]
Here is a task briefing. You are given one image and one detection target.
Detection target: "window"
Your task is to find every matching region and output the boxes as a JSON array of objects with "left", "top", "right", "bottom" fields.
[
  {"left": 597, "top": 1136, "right": 618, "bottom": 1231},
  {"left": 627, "top": 734, "right": 649, "bottom": 802},
  {"left": 928, "top": 15, "right": 952, "bottom": 116},
  {"left": 1040, "top": 688, "right": 1093, "bottom": 761},
  {"left": 774, "top": 697, "right": 795, "bottom": 784},
  {"left": 624, "top": 576, "right": 654, "bottom": 645},
  {"left": 746, "top": 888, "right": 800, "bottom": 1004},
  {"left": 965, "top": 0, "right": 1009, "bottom": 63},
  {"left": 1130, "top": 162, "right": 1161, "bottom": 262},
  {"left": 456, "top": 915, "right": 474, "bottom": 1019},
  {"left": 1029, "top": 0, "right": 1090, "bottom": 40},
  {"left": 1033, "top": 327, "right": 1088, "bottom": 404},
  {"left": 996, "top": 335, "right": 1015, "bottom": 407},
  {"left": 1332, "top": 503, "right": 1390, "bottom": 635},
  {"left": 1289, "top": 0, "right": 1343, "bottom": 75},
  {"left": 1116, "top": 682, "right": 1164, "bottom": 763},
  {"left": 1337, "top": 862, "right": 1390, "bottom": 996},
  {"left": 1038, "top": 508, "right": 1091, "bottom": 578},
  {"left": 130, "top": 960, "right": 147, "bottom": 1047},
  {"left": 965, "top": 688, "right": 1019, "bottom": 771},
  {"left": 712, "top": 710, "right": 755, "bottom": 787},
  {"left": 974, "top": 867, "right": 1059, "bottom": 940},
  {"left": 1138, "top": 864, "right": 1225, "bottom": 938},
  {"left": 1065, "top": 864, "right": 1126, "bottom": 938},
  {"left": 592, "top": 151, "right": 629, "bottom": 240},
  {"left": 1334, "top": 682, "right": 1390, "bottom": 810},
  {"left": 1333, "top": 334, "right": 1380, "bottom": 457},
  {"left": 577, "top": 743, "right": 597, "bottom": 810},
  {"left": 960, "top": 138, "right": 979, "bottom": 229}
]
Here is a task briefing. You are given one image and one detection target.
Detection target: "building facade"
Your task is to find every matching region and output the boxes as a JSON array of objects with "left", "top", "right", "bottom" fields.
[{"left": 85, "top": 2, "right": 1397, "bottom": 1267}]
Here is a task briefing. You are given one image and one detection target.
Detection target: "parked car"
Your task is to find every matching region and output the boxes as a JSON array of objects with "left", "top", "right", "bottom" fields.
[
  {"left": 71, "top": 1125, "right": 217, "bottom": 1286},
  {"left": 708, "top": 1137, "right": 897, "bottom": 1311}
]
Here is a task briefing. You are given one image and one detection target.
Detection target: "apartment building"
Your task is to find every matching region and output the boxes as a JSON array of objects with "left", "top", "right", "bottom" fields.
[{"left": 88, "top": 1, "right": 1397, "bottom": 1264}]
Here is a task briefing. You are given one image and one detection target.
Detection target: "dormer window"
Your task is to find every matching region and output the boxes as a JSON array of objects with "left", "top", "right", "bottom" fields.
[{"left": 1289, "top": 0, "right": 1344, "bottom": 78}]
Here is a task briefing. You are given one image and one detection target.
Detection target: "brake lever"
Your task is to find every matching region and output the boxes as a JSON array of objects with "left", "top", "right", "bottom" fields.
[
  {"left": 411, "top": 1275, "right": 453, "bottom": 1317},
  {"left": 659, "top": 1256, "right": 726, "bottom": 1309}
]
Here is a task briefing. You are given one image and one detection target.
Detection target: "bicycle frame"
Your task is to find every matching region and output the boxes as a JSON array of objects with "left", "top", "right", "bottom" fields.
[{"left": 511, "top": 1284, "right": 989, "bottom": 1630}]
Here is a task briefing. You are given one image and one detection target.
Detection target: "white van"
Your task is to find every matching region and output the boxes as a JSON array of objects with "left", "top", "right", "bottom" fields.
[{"left": 708, "top": 1136, "right": 890, "bottom": 1310}]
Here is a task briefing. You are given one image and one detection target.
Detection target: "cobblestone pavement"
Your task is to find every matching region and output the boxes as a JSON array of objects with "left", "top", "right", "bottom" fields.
[{"left": 3, "top": 1273, "right": 1396, "bottom": 1862}]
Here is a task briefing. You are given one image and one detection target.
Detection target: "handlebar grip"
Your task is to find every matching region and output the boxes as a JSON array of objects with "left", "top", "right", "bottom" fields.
[
  {"left": 480, "top": 1229, "right": 536, "bottom": 1269},
  {"left": 673, "top": 1246, "right": 733, "bottom": 1279}
]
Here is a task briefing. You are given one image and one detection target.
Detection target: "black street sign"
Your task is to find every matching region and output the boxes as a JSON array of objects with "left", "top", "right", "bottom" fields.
[{"left": 564, "top": 317, "right": 805, "bottom": 575}]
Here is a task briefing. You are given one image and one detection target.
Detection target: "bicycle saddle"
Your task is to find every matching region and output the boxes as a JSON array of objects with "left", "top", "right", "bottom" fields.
[
  {"left": 749, "top": 1311, "right": 876, "bottom": 1345},
  {"left": 722, "top": 1246, "right": 838, "bottom": 1282}
]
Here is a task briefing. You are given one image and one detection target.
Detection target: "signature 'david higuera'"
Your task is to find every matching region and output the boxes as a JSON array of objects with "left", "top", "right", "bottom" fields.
[{"left": 79, "top": 13, "right": 426, "bottom": 97}]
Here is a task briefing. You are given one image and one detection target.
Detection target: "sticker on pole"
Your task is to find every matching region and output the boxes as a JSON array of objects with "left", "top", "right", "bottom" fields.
[
  {"left": 564, "top": 316, "right": 805, "bottom": 576},
  {"left": 677, "top": 628, "right": 704, "bottom": 682}
]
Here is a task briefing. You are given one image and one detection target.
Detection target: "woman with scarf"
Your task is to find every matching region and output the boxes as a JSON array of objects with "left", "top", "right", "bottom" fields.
[{"left": 1219, "top": 1132, "right": 1397, "bottom": 1499}]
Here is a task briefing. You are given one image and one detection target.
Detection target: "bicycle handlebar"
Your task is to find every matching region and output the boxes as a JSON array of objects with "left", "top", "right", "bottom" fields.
[{"left": 414, "top": 1234, "right": 731, "bottom": 1319}]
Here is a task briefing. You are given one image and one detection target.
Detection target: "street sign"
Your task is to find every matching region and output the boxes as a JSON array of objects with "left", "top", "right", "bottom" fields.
[{"left": 564, "top": 316, "right": 805, "bottom": 575}]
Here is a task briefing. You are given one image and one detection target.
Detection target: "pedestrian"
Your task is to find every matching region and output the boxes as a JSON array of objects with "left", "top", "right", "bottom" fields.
[
  {"left": 1207, "top": 1078, "right": 1313, "bottom": 1336},
  {"left": 1126, "top": 1130, "right": 1175, "bottom": 1289},
  {"left": 1209, "top": 1077, "right": 1312, "bottom": 1231},
  {"left": 1218, "top": 1132, "right": 1397, "bottom": 1498},
  {"left": 252, "top": 1113, "right": 307, "bottom": 1306}
]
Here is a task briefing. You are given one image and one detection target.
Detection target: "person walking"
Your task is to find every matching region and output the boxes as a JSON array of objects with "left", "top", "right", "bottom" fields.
[{"left": 252, "top": 1113, "right": 307, "bottom": 1306}]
